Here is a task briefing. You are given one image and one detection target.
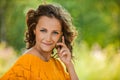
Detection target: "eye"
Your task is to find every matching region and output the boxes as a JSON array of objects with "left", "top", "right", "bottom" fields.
[
  {"left": 40, "top": 29, "right": 46, "bottom": 32},
  {"left": 53, "top": 31, "right": 59, "bottom": 35}
]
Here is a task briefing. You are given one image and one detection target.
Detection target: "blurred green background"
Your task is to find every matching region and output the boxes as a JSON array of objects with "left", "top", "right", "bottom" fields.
[{"left": 0, "top": 0, "right": 120, "bottom": 79}]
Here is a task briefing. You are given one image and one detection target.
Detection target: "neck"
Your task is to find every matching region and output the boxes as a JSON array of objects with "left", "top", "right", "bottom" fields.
[{"left": 33, "top": 46, "right": 52, "bottom": 61}]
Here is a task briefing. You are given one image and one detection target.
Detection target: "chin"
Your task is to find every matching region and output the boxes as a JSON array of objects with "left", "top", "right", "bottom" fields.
[
  {"left": 40, "top": 45, "right": 54, "bottom": 53},
  {"left": 42, "top": 48, "right": 53, "bottom": 53}
]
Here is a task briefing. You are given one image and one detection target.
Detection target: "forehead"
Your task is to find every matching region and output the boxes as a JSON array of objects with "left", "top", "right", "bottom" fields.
[{"left": 36, "top": 16, "right": 62, "bottom": 31}]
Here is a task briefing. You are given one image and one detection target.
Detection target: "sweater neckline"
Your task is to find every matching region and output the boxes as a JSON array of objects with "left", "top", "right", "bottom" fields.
[{"left": 23, "top": 53, "right": 53, "bottom": 63}]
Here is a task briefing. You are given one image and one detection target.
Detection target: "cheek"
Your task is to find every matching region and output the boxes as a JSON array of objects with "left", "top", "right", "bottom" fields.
[
  {"left": 35, "top": 33, "right": 43, "bottom": 42},
  {"left": 52, "top": 36, "right": 60, "bottom": 43}
]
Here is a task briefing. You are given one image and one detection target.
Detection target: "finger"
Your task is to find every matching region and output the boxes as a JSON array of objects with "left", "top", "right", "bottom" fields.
[
  {"left": 59, "top": 49, "right": 67, "bottom": 54},
  {"left": 56, "top": 43, "right": 65, "bottom": 48},
  {"left": 58, "top": 50, "right": 67, "bottom": 58},
  {"left": 62, "top": 36, "right": 65, "bottom": 43},
  {"left": 57, "top": 47, "right": 60, "bottom": 53},
  {"left": 61, "top": 52, "right": 67, "bottom": 57},
  {"left": 57, "top": 49, "right": 62, "bottom": 57}
]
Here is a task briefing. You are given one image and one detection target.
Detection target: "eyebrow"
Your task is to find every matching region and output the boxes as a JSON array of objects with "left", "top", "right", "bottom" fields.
[
  {"left": 53, "top": 30, "right": 61, "bottom": 32},
  {"left": 40, "top": 27, "right": 61, "bottom": 32},
  {"left": 39, "top": 27, "right": 46, "bottom": 29}
]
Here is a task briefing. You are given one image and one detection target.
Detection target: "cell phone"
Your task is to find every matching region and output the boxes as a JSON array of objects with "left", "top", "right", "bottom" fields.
[
  {"left": 56, "top": 36, "right": 62, "bottom": 49},
  {"left": 57, "top": 36, "right": 62, "bottom": 43}
]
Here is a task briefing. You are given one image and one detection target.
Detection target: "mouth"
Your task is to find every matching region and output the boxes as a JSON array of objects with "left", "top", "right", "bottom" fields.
[{"left": 42, "top": 42, "right": 53, "bottom": 46}]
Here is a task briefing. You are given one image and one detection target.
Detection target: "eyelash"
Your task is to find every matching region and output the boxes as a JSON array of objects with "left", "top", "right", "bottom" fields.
[
  {"left": 40, "top": 29, "right": 46, "bottom": 32},
  {"left": 53, "top": 32, "right": 59, "bottom": 34},
  {"left": 40, "top": 29, "right": 59, "bottom": 35}
]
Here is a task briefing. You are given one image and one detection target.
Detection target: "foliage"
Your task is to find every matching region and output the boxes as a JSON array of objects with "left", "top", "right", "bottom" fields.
[
  {"left": 53, "top": 0, "right": 119, "bottom": 48},
  {"left": 73, "top": 42, "right": 120, "bottom": 80},
  {"left": 0, "top": 0, "right": 119, "bottom": 52}
]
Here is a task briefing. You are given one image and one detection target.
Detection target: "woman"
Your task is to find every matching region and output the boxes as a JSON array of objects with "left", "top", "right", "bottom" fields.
[{"left": 1, "top": 3, "right": 79, "bottom": 80}]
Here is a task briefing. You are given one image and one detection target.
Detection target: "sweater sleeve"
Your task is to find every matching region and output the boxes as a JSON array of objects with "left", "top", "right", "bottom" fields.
[
  {"left": 0, "top": 55, "right": 31, "bottom": 80},
  {"left": 56, "top": 59, "right": 71, "bottom": 80}
]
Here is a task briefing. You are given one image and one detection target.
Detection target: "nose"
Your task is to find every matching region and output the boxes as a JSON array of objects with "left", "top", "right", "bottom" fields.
[{"left": 45, "top": 34, "right": 52, "bottom": 42}]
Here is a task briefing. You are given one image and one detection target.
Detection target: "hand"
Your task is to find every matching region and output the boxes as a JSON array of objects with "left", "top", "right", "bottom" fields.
[
  {"left": 56, "top": 36, "right": 72, "bottom": 66},
  {"left": 56, "top": 36, "right": 79, "bottom": 80}
]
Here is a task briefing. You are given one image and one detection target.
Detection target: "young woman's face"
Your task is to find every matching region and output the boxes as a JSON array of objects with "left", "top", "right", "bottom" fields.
[{"left": 34, "top": 16, "right": 62, "bottom": 53}]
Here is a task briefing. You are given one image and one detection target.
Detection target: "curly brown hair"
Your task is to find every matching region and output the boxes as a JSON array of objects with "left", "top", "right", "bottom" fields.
[{"left": 25, "top": 3, "right": 77, "bottom": 57}]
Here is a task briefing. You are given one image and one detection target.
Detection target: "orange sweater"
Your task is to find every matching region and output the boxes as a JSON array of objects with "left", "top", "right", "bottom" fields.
[{"left": 1, "top": 54, "right": 70, "bottom": 80}]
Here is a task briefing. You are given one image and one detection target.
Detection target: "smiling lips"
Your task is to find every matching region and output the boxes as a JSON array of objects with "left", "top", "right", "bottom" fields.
[{"left": 42, "top": 42, "right": 53, "bottom": 46}]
